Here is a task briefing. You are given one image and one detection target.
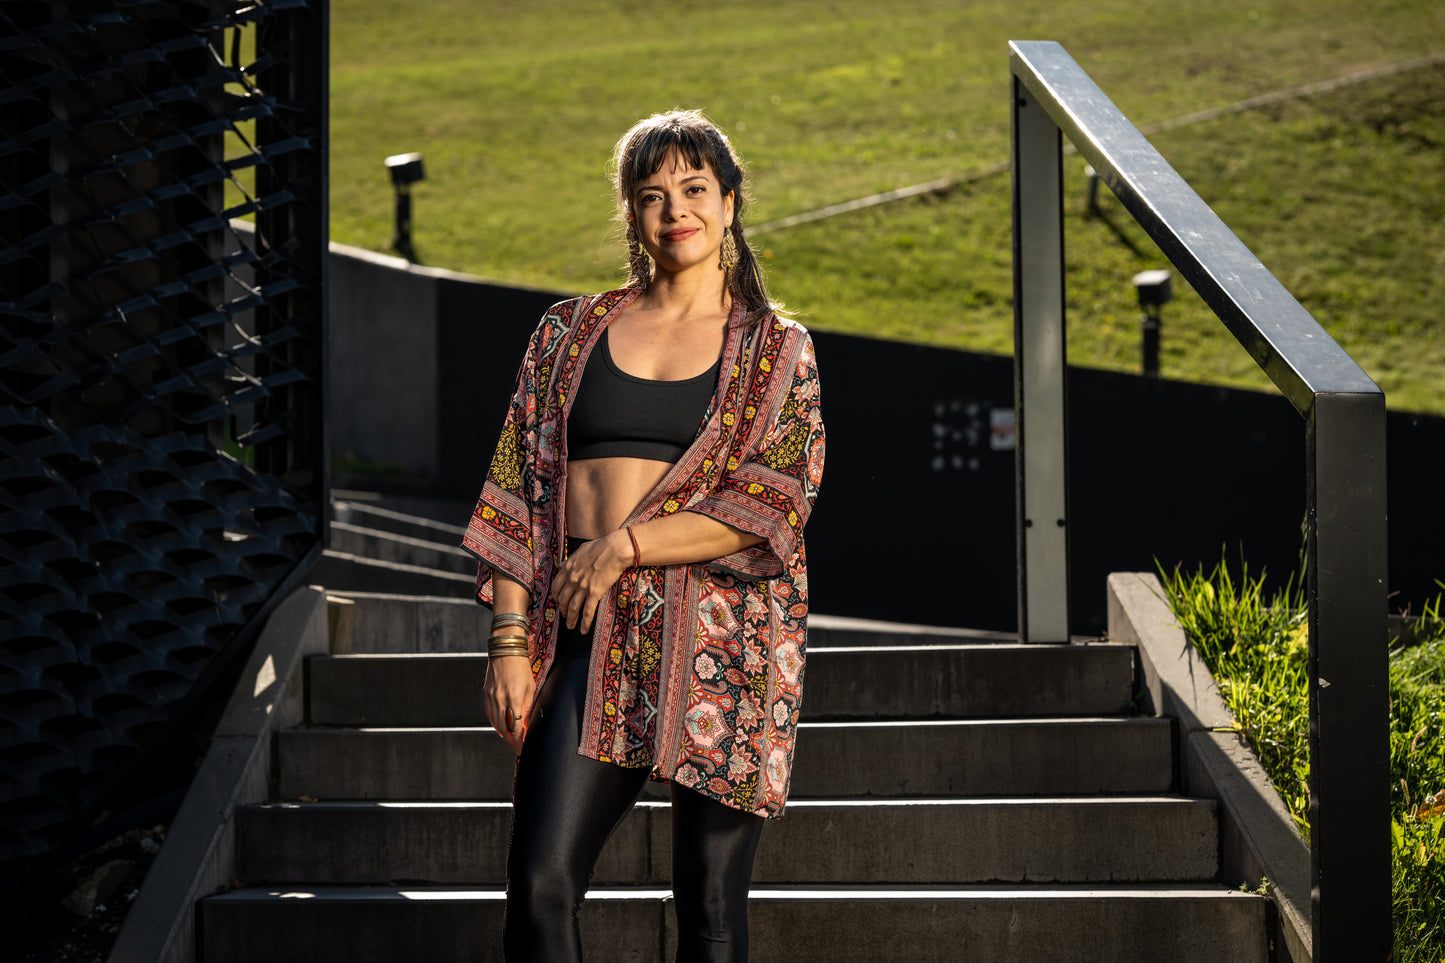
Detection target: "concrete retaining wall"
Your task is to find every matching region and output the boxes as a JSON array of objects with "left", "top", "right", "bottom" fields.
[
  {"left": 327, "top": 242, "right": 562, "bottom": 485},
  {"left": 330, "top": 249, "right": 444, "bottom": 476},
  {"left": 106, "top": 587, "right": 332, "bottom": 963},
  {"left": 1108, "top": 571, "right": 1312, "bottom": 963}
]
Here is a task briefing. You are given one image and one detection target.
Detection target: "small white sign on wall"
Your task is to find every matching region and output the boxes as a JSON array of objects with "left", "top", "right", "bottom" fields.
[{"left": 990, "top": 407, "right": 1016, "bottom": 451}]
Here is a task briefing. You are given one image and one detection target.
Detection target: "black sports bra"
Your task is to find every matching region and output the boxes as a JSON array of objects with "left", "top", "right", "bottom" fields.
[{"left": 567, "top": 329, "right": 721, "bottom": 463}]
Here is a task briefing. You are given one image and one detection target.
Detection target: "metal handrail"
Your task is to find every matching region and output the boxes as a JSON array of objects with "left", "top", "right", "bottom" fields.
[{"left": 1009, "top": 40, "right": 1388, "bottom": 959}]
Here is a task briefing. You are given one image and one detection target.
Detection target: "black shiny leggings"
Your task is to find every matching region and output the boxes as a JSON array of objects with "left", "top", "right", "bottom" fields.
[{"left": 502, "top": 638, "right": 764, "bottom": 963}]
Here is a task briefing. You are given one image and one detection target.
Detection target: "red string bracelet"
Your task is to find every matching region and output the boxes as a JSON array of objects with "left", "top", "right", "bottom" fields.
[{"left": 626, "top": 525, "right": 641, "bottom": 567}]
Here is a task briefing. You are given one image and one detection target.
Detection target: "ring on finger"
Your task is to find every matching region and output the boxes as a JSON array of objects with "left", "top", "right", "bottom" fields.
[{"left": 505, "top": 706, "right": 515, "bottom": 732}]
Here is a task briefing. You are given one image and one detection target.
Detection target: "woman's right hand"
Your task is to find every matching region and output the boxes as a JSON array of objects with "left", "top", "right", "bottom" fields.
[{"left": 484, "top": 654, "right": 535, "bottom": 755}]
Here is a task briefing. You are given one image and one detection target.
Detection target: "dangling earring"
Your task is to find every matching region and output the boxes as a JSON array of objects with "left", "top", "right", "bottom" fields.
[
  {"left": 720, "top": 226, "right": 738, "bottom": 273},
  {"left": 627, "top": 220, "right": 651, "bottom": 286}
]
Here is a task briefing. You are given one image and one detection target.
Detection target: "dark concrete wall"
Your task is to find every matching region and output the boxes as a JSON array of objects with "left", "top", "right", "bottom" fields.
[
  {"left": 327, "top": 243, "right": 1445, "bottom": 633},
  {"left": 330, "top": 248, "right": 443, "bottom": 476}
]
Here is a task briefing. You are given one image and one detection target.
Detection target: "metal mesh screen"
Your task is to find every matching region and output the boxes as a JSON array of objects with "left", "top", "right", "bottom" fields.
[{"left": 0, "top": 0, "right": 327, "bottom": 865}]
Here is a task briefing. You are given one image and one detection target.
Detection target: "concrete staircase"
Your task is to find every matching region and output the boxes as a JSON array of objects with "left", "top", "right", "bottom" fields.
[{"left": 199, "top": 495, "right": 1268, "bottom": 962}]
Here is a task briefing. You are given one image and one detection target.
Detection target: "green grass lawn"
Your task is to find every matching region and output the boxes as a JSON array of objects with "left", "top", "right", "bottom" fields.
[{"left": 330, "top": 0, "right": 1445, "bottom": 412}]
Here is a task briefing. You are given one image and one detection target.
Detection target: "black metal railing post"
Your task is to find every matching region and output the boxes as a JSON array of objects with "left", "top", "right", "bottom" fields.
[
  {"left": 1008, "top": 39, "right": 1390, "bottom": 958},
  {"left": 1306, "top": 392, "right": 1391, "bottom": 954}
]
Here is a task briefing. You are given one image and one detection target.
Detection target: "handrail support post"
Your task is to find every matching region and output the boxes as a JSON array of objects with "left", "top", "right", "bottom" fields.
[
  {"left": 1011, "top": 74, "right": 1071, "bottom": 644},
  {"left": 1307, "top": 393, "right": 1391, "bottom": 956}
]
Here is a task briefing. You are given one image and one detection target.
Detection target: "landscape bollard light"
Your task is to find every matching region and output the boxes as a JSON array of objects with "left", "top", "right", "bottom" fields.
[
  {"left": 384, "top": 152, "right": 426, "bottom": 262},
  {"left": 1131, "top": 268, "right": 1172, "bottom": 378},
  {"left": 1084, "top": 164, "right": 1100, "bottom": 214}
]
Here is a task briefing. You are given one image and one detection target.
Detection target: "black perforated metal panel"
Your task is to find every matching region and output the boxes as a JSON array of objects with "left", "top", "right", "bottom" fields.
[{"left": 0, "top": 0, "right": 327, "bottom": 865}]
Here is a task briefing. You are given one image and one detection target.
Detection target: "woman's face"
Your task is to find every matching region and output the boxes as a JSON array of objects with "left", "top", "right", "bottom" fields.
[{"left": 630, "top": 150, "right": 734, "bottom": 278}]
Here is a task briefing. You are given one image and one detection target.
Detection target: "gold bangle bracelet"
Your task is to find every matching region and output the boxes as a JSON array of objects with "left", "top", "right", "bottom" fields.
[
  {"left": 493, "top": 611, "right": 528, "bottom": 623},
  {"left": 488, "top": 643, "right": 529, "bottom": 653},
  {"left": 491, "top": 614, "right": 529, "bottom": 628},
  {"left": 488, "top": 634, "right": 528, "bottom": 645}
]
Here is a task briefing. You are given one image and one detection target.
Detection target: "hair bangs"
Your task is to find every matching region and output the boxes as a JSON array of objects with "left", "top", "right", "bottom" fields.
[{"left": 621, "top": 124, "right": 716, "bottom": 197}]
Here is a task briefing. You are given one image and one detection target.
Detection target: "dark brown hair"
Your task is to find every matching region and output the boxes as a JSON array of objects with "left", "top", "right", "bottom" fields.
[{"left": 611, "top": 109, "right": 778, "bottom": 319}]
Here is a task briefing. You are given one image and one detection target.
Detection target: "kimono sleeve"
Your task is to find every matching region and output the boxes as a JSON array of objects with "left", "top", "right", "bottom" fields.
[
  {"left": 461, "top": 316, "right": 556, "bottom": 605},
  {"left": 691, "top": 326, "right": 824, "bottom": 579}
]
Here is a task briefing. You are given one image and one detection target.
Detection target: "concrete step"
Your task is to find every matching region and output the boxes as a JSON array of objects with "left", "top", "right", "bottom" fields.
[
  {"left": 807, "top": 612, "right": 1020, "bottom": 646},
  {"left": 237, "top": 796, "right": 1217, "bottom": 885},
  {"left": 793, "top": 716, "right": 1170, "bottom": 795},
  {"left": 805, "top": 643, "right": 1134, "bottom": 718},
  {"left": 329, "top": 521, "right": 477, "bottom": 575},
  {"left": 308, "top": 654, "right": 489, "bottom": 726},
  {"left": 201, "top": 883, "right": 1268, "bottom": 963},
  {"left": 312, "top": 548, "right": 475, "bottom": 598},
  {"left": 315, "top": 593, "right": 1043, "bottom": 655},
  {"left": 332, "top": 495, "right": 470, "bottom": 546},
  {"left": 319, "top": 593, "right": 491, "bottom": 654},
  {"left": 307, "top": 643, "right": 1136, "bottom": 726},
  {"left": 277, "top": 717, "right": 1173, "bottom": 801}
]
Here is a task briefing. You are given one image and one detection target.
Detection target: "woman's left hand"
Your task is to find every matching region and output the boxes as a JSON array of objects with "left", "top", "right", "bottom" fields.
[{"left": 550, "top": 530, "right": 633, "bottom": 634}]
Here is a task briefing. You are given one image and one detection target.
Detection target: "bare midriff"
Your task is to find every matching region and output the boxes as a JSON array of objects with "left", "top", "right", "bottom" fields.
[{"left": 565, "top": 457, "right": 674, "bottom": 539}]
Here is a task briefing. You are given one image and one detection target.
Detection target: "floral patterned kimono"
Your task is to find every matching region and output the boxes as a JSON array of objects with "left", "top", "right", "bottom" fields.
[{"left": 463, "top": 287, "right": 824, "bottom": 818}]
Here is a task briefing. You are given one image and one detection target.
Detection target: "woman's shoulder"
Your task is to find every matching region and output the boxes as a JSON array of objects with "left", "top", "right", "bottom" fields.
[
  {"left": 539, "top": 292, "right": 596, "bottom": 325},
  {"left": 746, "top": 308, "right": 815, "bottom": 357},
  {"left": 528, "top": 288, "right": 634, "bottom": 346},
  {"left": 738, "top": 300, "right": 803, "bottom": 333},
  {"left": 543, "top": 287, "right": 634, "bottom": 322}
]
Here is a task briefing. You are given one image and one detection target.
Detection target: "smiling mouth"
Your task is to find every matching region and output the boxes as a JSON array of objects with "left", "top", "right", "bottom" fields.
[{"left": 661, "top": 229, "right": 698, "bottom": 241}]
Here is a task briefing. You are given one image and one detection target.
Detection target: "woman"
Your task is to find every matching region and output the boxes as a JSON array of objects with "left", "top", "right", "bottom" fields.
[{"left": 463, "top": 109, "right": 824, "bottom": 963}]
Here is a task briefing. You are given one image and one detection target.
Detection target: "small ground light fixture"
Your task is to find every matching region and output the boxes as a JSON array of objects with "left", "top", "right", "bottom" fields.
[
  {"left": 385, "top": 152, "right": 426, "bottom": 262},
  {"left": 1131, "top": 268, "right": 1172, "bottom": 378}
]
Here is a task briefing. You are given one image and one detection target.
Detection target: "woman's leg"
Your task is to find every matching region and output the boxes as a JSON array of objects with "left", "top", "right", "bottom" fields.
[
  {"left": 503, "top": 653, "right": 649, "bottom": 963},
  {"left": 669, "top": 784, "right": 765, "bottom": 963}
]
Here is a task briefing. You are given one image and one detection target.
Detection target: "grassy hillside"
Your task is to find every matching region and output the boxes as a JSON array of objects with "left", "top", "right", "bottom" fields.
[{"left": 330, "top": 0, "right": 1445, "bottom": 411}]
